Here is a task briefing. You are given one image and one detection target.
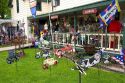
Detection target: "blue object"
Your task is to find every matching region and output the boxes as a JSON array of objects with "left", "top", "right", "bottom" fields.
[{"left": 112, "top": 55, "right": 124, "bottom": 65}]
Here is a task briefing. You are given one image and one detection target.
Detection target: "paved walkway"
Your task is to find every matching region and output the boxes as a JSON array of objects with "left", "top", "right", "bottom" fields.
[
  {"left": 0, "top": 43, "right": 32, "bottom": 52},
  {"left": 100, "top": 65, "right": 125, "bottom": 73}
]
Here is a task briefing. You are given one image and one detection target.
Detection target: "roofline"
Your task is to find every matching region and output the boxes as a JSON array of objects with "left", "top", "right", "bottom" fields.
[{"left": 28, "top": 0, "right": 125, "bottom": 19}]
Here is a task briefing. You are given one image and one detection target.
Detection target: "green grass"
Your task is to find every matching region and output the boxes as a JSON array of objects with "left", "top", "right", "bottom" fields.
[{"left": 0, "top": 48, "right": 125, "bottom": 83}]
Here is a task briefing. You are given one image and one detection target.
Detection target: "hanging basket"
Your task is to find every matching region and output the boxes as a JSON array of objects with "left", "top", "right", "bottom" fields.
[{"left": 83, "top": 44, "right": 96, "bottom": 55}]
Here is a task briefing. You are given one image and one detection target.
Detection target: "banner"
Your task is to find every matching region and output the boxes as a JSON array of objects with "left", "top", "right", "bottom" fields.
[
  {"left": 29, "top": 0, "right": 37, "bottom": 18},
  {"left": 98, "top": 0, "right": 121, "bottom": 28}
]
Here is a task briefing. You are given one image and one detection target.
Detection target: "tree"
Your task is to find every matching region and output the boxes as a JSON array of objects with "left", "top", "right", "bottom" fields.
[{"left": 0, "top": 0, "right": 11, "bottom": 19}]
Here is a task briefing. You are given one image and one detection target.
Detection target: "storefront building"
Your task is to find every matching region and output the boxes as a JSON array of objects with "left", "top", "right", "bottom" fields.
[{"left": 11, "top": 0, "right": 125, "bottom": 51}]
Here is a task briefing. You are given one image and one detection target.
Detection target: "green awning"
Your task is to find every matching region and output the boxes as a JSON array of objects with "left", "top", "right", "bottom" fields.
[
  {"left": 41, "top": 0, "right": 51, "bottom": 2},
  {"left": 28, "top": 0, "right": 125, "bottom": 19}
]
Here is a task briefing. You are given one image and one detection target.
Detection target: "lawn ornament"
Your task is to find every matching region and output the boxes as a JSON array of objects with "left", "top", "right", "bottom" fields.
[
  {"left": 35, "top": 30, "right": 51, "bottom": 59},
  {"left": 73, "top": 48, "right": 125, "bottom": 74},
  {"left": 40, "top": 30, "right": 49, "bottom": 46},
  {"left": 99, "top": 48, "right": 110, "bottom": 64},
  {"left": 34, "top": 40, "right": 40, "bottom": 48},
  {"left": 54, "top": 44, "right": 73, "bottom": 58},
  {"left": 70, "top": 50, "right": 102, "bottom": 75},
  {"left": 110, "top": 48, "right": 125, "bottom": 65},
  {"left": 35, "top": 40, "right": 51, "bottom": 59},
  {"left": 43, "top": 58, "right": 58, "bottom": 69},
  {"left": 16, "top": 50, "right": 25, "bottom": 57},
  {"left": 35, "top": 48, "right": 51, "bottom": 59},
  {"left": 6, "top": 50, "right": 19, "bottom": 64},
  {"left": 11, "top": 30, "right": 26, "bottom": 57},
  {"left": 6, "top": 30, "right": 26, "bottom": 64},
  {"left": 76, "top": 52, "right": 101, "bottom": 68},
  {"left": 100, "top": 48, "right": 125, "bottom": 65}
]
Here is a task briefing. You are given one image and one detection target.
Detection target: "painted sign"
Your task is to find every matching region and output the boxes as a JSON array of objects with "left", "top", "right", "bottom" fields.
[
  {"left": 51, "top": 15, "right": 58, "bottom": 19},
  {"left": 83, "top": 8, "right": 97, "bottom": 14}
]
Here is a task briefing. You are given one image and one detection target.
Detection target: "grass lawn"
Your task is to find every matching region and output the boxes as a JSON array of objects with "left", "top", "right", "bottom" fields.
[{"left": 0, "top": 48, "right": 125, "bottom": 83}]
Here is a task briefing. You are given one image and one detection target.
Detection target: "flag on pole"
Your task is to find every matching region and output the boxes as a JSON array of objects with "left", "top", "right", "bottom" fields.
[
  {"left": 29, "top": 0, "right": 37, "bottom": 18},
  {"left": 98, "top": 0, "right": 121, "bottom": 28}
]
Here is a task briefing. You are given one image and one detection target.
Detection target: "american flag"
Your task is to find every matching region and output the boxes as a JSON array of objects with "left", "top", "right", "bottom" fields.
[{"left": 111, "top": 55, "right": 124, "bottom": 65}]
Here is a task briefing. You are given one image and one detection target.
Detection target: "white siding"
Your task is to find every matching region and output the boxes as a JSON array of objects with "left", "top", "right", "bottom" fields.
[
  {"left": 11, "top": 0, "right": 51, "bottom": 38},
  {"left": 41, "top": 2, "right": 52, "bottom": 14},
  {"left": 11, "top": 0, "right": 29, "bottom": 37},
  {"left": 53, "top": 0, "right": 104, "bottom": 11}
]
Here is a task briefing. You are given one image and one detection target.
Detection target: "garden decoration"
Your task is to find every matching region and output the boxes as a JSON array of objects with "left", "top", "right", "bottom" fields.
[
  {"left": 6, "top": 50, "right": 19, "bottom": 64},
  {"left": 54, "top": 44, "right": 74, "bottom": 58},
  {"left": 35, "top": 45, "right": 51, "bottom": 59},
  {"left": 43, "top": 58, "right": 58, "bottom": 69},
  {"left": 7, "top": 30, "right": 25, "bottom": 64},
  {"left": 40, "top": 30, "right": 49, "bottom": 46},
  {"left": 109, "top": 48, "right": 125, "bottom": 65},
  {"left": 70, "top": 50, "right": 102, "bottom": 75},
  {"left": 11, "top": 30, "right": 25, "bottom": 57},
  {"left": 35, "top": 30, "right": 51, "bottom": 59},
  {"left": 92, "top": 47, "right": 125, "bottom": 68}
]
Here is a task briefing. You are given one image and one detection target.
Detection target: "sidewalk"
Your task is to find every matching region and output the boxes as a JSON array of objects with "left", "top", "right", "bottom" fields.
[
  {"left": 100, "top": 65, "right": 125, "bottom": 73},
  {"left": 0, "top": 43, "right": 32, "bottom": 52}
]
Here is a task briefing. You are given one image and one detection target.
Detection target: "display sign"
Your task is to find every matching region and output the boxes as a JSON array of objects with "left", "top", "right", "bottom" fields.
[
  {"left": 51, "top": 15, "right": 58, "bottom": 19},
  {"left": 83, "top": 8, "right": 97, "bottom": 15}
]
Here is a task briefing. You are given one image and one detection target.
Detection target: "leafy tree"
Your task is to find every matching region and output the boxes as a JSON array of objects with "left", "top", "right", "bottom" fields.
[{"left": 0, "top": 0, "right": 11, "bottom": 19}]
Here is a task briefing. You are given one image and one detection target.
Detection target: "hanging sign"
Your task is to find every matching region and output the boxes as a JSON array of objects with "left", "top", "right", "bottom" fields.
[
  {"left": 51, "top": 15, "right": 58, "bottom": 19},
  {"left": 82, "top": 8, "right": 97, "bottom": 15}
]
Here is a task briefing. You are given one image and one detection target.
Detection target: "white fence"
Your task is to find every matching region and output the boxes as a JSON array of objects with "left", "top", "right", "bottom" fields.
[{"left": 51, "top": 32, "right": 123, "bottom": 51}]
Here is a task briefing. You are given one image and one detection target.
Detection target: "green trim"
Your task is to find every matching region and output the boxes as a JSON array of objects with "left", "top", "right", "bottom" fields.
[
  {"left": 28, "top": 0, "right": 125, "bottom": 19},
  {"left": 41, "top": 0, "right": 51, "bottom": 2},
  {"left": 28, "top": 13, "right": 49, "bottom": 20}
]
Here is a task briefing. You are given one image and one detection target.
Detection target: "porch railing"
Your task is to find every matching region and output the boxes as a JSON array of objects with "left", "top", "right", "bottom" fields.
[{"left": 51, "top": 32, "right": 123, "bottom": 51}]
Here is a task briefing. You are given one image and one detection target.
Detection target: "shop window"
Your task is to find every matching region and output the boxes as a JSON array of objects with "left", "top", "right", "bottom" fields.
[
  {"left": 16, "top": 0, "right": 19, "bottom": 13},
  {"left": 36, "top": 1, "right": 41, "bottom": 11},
  {"left": 53, "top": 0, "right": 60, "bottom": 7}
]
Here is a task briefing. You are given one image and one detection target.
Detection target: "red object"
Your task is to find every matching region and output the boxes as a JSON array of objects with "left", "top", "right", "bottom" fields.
[
  {"left": 110, "top": 41, "right": 115, "bottom": 48},
  {"left": 54, "top": 44, "right": 73, "bottom": 58},
  {"left": 124, "top": 55, "right": 125, "bottom": 61},
  {"left": 108, "top": 20, "right": 122, "bottom": 33},
  {"left": 83, "top": 8, "right": 97, "bottom": 15}
]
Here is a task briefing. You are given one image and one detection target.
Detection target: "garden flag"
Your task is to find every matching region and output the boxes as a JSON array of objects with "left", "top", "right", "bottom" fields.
[
  {"left": 111, "top": 55, "right": 124, "bottom": 65},
  {"left": 98, "top": 0, "right": 121, "bottom": 28},
  {"left": 111, "top": 48, "right": 125, "bottom": 65},
  {"left": 29, "top": 0, "right": 37, "bottom": 18}
]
